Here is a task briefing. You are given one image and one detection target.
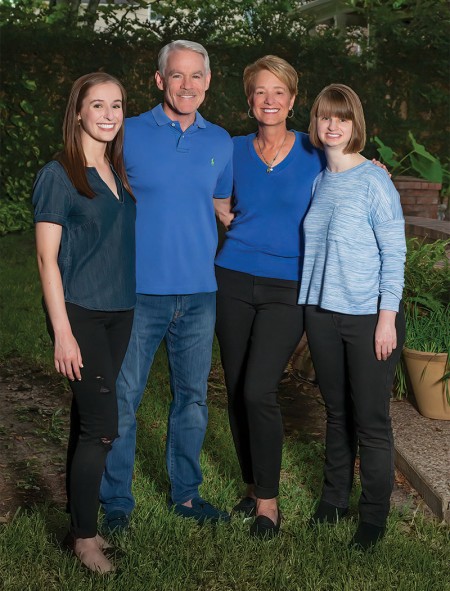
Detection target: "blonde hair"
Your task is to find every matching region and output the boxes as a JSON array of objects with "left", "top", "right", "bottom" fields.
[
  {"left": 243, "top": 55, "right": 298, "bottom": 100},
  {"left": 309, "top": 83, "right": 366, "bottom": 154}
]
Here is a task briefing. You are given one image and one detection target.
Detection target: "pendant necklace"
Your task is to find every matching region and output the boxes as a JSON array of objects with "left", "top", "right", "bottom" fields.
[{"left": 256, "top": 131, "right": 289, "bottom": 173}]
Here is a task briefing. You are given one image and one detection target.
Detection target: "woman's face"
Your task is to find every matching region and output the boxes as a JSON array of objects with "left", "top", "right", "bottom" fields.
[
  {"left": 316, "top": 115, "right": 353, "bottom": 151},
  {"left": 77, "top": 82, "right": 124, "bottom": 146},
  {"left": 248, "top": 69, "right": 295, "bottom": 127}
]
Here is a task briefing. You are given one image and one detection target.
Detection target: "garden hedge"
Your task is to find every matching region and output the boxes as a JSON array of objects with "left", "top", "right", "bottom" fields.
[{"left": 1, "top": 9, "right": 448, "bottom": 234}]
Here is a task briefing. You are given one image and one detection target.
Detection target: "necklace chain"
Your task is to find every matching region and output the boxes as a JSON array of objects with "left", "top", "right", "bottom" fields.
[{"left": 256, "top": 132, "right": 289, "bottom": 173}]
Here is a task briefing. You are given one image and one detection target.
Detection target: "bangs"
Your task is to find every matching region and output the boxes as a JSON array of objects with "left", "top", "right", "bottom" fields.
[{"left": 315, "top": 90, "right": 354, "bottom": 120}]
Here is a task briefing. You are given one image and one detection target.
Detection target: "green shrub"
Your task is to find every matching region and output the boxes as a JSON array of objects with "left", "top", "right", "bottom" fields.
[
  {"left": 0, "top": 200, "right": 34, "bottom": 235},
  {"left": 1, "top": 0, "right": 449, "bottom": 234}
]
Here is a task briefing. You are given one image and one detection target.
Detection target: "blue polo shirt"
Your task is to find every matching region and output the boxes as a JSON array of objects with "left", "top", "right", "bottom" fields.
[{"left": 124, "top": 104, "right": 233, "bottom": 295}]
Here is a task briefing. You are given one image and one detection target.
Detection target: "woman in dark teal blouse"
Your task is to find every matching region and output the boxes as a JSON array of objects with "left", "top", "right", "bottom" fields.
[{"left": 32, "top": 72, "right": 135, "bottom": 573}]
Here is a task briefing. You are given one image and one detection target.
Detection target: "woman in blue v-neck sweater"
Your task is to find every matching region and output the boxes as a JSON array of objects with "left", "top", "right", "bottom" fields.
[{"left": 214, "top": 55, "right": 325, "bottom": 538}]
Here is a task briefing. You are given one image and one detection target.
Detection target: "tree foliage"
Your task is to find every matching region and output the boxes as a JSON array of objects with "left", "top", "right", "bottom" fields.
[{"left": 0, "top": 0, "right": 448, "bottom": 234}]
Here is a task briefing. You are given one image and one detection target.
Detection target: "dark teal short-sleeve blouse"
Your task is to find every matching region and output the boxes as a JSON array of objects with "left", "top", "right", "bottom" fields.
[{"left": 32, "top": 160, "right": 136, "bottom": 311}]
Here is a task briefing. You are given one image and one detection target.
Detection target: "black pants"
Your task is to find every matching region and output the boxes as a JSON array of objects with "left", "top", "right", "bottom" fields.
[
  {"left": 305, "top": 305, "right": 405, "bottom": 527},
  {"left": 215, "top": 266, "right": 304, "bottom": 499},
  {"left": 48, "top": 303, "right": 133, "bottom": 538}
]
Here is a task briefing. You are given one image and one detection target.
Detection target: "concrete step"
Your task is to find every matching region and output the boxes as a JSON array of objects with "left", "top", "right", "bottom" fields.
[{"left": 391, "top": 398, "right": 450, "bottom": 523}]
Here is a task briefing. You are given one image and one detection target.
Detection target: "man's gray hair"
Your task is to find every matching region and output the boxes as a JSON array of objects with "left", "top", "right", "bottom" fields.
[{"left": 158, "top": 40, "right": 210, "bottom": 76}]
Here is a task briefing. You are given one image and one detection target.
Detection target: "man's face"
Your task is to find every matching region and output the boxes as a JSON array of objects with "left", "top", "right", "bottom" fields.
[{"left": 155, "top": 49, "right": 211, "bottom": 121}]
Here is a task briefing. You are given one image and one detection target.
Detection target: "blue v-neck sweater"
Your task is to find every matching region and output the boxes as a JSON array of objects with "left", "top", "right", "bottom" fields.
[{"left": 215, "top": 131, "right": 325, "bottom": 281}]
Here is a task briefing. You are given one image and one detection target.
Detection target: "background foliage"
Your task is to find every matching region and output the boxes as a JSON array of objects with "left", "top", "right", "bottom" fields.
[{"left": 0, "top": 0, "right": 449, "bottom": 234}]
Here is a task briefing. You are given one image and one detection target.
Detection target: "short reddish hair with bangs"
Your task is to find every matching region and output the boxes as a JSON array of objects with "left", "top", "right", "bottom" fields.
[{"left": 309, "top": 84, "right": 366, "bottom": 154}]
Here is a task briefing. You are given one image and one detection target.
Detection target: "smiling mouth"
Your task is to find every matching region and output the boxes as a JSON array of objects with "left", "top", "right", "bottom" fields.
[
  {"left": 97, "top": 123, "right": 115, "bottom": 129},
  {"left": 262, "top": 108, "right": 279, "bottom": 113}
]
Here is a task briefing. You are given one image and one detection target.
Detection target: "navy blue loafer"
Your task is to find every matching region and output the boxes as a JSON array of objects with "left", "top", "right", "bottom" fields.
[
  {"left": 169, "top": 497, "right": 230, "bottom": 525},
  {"left": 102, "top": 510, "right": 130, "bottom": 534}
]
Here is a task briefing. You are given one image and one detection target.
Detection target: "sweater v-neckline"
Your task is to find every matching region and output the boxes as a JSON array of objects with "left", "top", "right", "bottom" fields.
[{"left": 248, "top": 131, "right": 298, "bottom": 174}]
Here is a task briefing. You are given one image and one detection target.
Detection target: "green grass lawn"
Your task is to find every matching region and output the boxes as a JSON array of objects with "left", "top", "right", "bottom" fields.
[{"left": 0, "top": 232, "right": 448, "bottom": 591}]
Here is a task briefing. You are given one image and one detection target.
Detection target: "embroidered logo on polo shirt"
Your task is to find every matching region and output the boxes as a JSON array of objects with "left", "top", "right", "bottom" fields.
[{"left": 211, "top": 158, "right": 215, "bottom": 166}]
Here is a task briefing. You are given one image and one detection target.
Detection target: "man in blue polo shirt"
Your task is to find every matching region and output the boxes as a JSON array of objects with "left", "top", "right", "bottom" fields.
[{"left": 100, "top": 40, "right": 233, "bottom": 529}]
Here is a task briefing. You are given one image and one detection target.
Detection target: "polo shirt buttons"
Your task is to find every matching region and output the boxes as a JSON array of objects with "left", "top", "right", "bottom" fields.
[{"left": 171, "top": 122, "right": 175, "bottom": 127}]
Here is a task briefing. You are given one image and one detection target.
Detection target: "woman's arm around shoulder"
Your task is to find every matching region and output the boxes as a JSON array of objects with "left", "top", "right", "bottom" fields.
[{"left": 35, "top": 222, "right": 83, "bottom": 381}]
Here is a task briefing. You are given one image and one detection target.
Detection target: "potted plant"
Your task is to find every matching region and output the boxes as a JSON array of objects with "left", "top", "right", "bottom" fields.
[
  {"left": 395, "top": 238, "right": 450, "bottom": 419},
  {"left": 403, "top": 300, "right": 450, "bottom": 420}
]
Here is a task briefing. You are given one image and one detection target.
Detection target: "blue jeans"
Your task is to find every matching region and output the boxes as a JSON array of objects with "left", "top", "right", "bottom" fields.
[{"left": 100, "top": 292, "right": 216, "bottom": 514}]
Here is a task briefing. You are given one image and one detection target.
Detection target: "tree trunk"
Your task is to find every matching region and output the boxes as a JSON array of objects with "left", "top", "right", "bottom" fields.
[{"left": 85, "top": 0, "right": 101, "bottom": 29}]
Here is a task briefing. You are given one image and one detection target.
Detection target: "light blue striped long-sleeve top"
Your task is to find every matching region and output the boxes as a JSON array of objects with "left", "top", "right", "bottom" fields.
[{"left": 298, "top": 160, "right": 406, "bottom": 314}]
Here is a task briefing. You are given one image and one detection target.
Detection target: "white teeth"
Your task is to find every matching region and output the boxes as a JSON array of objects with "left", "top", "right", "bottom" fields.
[
  {"left": 263, "top": 109, "right": 278, "bottom": 113},
  {"left": 98, "top": 124, "right": 114, "bottom": 129}
]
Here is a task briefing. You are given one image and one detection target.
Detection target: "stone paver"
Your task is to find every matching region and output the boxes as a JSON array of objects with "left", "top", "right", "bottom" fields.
[{"left": 391, "top": 398, "right": 450, "bottom": 523}]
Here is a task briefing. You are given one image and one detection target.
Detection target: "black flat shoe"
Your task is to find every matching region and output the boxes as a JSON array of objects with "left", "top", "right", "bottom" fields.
[
  {"left": 349, "top": 522, "right": 385, "bottom": 551},
  {"left": 250, "top": 511, "right": 282, "bottom": 539},
  {"left": 232, "top": 496, "right": 257, "bottom": 518},
  {"left": 308, "top": 500, "right": 348, "bottom": 527}
]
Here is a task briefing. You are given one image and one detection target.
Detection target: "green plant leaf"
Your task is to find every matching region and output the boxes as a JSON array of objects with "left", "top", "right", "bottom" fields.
[
  {"left": 19, "top": 100, "right": 34, "bottom": 115},
  {"left": 372, "top": 136, "right": 401, "bottom": 169},
  {"left": 10, "top": 115, "right": 23, "bottom": 127},
  {"left": 409, "top": 153, "right": 443, "bottom": 183},
  {"left": 21, "top": 79, "right": 37, "bottom": 92},
  {"left": 408, "top": 131, "right": 443, "bottom": 183}
]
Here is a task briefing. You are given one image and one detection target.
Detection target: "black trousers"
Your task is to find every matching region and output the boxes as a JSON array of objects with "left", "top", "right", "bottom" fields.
[
  {"left": 215, "top": 266, "right": 304, "bottom": 499},
  {"left": 304, "top": 305, "right": 405, "bottom": 527},
  {"left": 48, "top": 303, "right": 133, "bottom": 537}
]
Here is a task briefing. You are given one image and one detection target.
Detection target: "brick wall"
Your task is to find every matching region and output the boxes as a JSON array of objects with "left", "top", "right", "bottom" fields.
[{"left": 394, "top": 176, "right": 441, "bottom": 219}]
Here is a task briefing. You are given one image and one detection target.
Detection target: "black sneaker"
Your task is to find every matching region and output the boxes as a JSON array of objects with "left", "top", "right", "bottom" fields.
[
  {"left": 350, "top": 522, "right": 385, "bottom": 551},
  {"left": 309, "top": 500, "right": 348, "bottom": 527}
]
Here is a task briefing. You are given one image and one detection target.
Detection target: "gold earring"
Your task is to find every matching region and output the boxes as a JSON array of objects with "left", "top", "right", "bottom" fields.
[
  {"left": 247, "top": 107, "right": 255, "bottom": 119},
  {"left": 288, "top": 108, "right": 294, "bottom": 119}
]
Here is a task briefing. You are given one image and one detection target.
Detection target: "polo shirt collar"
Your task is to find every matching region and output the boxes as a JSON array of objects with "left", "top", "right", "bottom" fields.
[{"left": 152, "top": 103, "right": 206, "bottom": 129}]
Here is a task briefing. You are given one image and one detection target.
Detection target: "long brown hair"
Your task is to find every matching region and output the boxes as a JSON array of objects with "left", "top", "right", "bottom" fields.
[{"left": 57, "top": 72, "right": 135, "bottom": 199}]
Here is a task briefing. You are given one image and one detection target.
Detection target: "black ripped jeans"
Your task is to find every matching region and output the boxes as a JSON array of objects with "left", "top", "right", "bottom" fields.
[{"left": 48, "top": 303, "right": 133, "bottom": 538}]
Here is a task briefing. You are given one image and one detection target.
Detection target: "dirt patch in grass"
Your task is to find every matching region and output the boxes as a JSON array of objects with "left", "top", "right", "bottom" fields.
[
  {"left": 0, "top": 358, "right": 432, "bottom": 523},
  {"left": 0, "top": 358, "right": 70, "bottom": 521}
]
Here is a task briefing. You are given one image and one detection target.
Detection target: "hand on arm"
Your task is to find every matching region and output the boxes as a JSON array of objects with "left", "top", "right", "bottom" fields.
[
  {"left": 35, "top": 222, "right": 83, "bottom": 380},
  {"left": 374, "top": 309, "right": 398, "bottom": 361},
  {"left": 214, "top": 196, "right": 234, "bottom": 230},
  {"left": 371, "top": 158, "right": 391, "bottom": 178}
]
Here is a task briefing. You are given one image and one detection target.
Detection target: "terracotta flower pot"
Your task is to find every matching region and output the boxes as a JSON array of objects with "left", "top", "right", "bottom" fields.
[{"left": 403, "top": 347, "right": 450, "bottom": 420}]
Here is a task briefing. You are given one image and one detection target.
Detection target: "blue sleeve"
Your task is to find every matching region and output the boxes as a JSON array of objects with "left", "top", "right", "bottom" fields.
[
  {"left": 370, "top": 174, "right": 406, "bottom": 311},
  {"left": 32, "top": 164, "right": 72, "bottom": 226},
  {"left": 213, "top": 137, "right": 233, "bottom": 199}
]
